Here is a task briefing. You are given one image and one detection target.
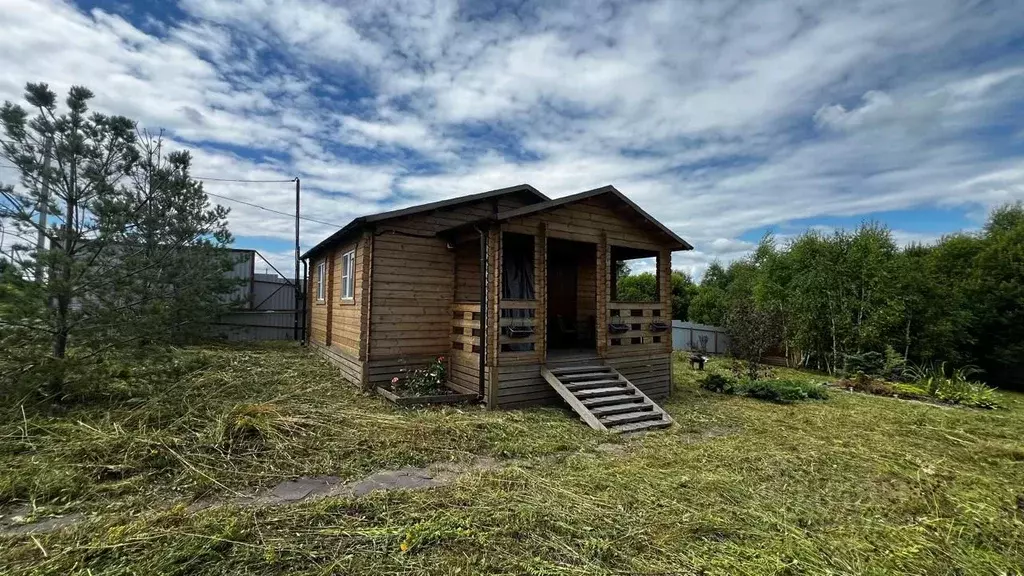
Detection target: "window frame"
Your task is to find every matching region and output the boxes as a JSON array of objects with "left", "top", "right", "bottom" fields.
[
  {"left": 315, "top": 259, "right": 326, "bottom": 302},
  {"left": 340, "top": 249, "right": 355, "bottom": 300}
]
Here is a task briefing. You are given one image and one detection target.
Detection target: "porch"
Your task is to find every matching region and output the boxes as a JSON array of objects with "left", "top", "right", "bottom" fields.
[{"left": 445, "top": 222, "right": 674, "bottom": 409}]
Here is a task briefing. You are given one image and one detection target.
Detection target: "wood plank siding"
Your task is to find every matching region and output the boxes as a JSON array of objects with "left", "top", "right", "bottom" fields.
[
  {"left": 307, "top": 232, "right": 370, "bottom": 385},
  {"left": 307, "top": 186, "right": 682, "bottom": 409},
  {"left": 369, "top": 196, "right": 534, "bottom": 360}
]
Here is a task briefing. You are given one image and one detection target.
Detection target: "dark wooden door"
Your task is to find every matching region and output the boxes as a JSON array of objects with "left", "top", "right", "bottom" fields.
[{"left": 547, "top": 247, "right": 578, "bottom": 348}]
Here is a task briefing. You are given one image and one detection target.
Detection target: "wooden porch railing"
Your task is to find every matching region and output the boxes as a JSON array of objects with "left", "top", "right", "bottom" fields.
[
  {"left": 499, "top": 299, "right": 538, "bottom": 356},
  {"left": 608, "top": 301, "right": 670, "bottom": 348},
  {"left": 451, "top": 302, "right": 481, "bottom": 353}
]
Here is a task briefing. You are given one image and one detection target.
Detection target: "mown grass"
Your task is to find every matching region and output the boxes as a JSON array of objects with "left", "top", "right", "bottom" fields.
[
  {"left": 0, "top": 343, "right": 602, "bottom": 517},
  {"left": 3, "top": 349, "right": 1024, "bottom": 575}
]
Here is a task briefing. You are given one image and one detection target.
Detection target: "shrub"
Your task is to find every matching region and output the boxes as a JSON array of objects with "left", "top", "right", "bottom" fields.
[
  {"left": 933, "top": 378, "right": 999, "bottom": 409},
  {"left": 882, "top": 345, "right": 907, "bottom": 381},
  {"left": 728, "top": 358, "right": 774, "bottom": 381},
  {"left": 905, "top": 362, "right": 1001, "bottom": 409},
  {"left": 842, "top": 351, "right": 885, "bottom": 377},
  {"left": 892, "top": 382, "right": 929, "bottom": 398},
  {"left": 391, "top": 356, "right": 448, "bottom": 396},
  {"left": 700, "top": 373, "right": 737, "bottom": 394},
  {"left": 741, "top": 379, "right": 828, "bottom": 403}
]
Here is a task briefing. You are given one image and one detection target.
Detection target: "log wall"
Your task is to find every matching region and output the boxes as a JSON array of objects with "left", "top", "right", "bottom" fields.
[
  {"left": 369, "top": 193, "right": 536, "bottom": 372},
  {"left": 309, "top": 340, "right": 363, "bottom": 387}
]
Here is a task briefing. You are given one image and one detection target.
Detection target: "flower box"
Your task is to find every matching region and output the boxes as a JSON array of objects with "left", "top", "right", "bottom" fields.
[{"left": 375, "top": 386, "right": 477, "bottom": 406}]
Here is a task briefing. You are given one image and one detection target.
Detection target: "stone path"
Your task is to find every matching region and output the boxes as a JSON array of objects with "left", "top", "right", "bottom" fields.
[
  {"left": 1, "top": 443, "right": 662, "bottom": 536},
  {"left": 188, "top": 456, "right": 501, "bottom": 512},
  {"left": 1, "top": 456, "right": 502, "bottom": 536}
]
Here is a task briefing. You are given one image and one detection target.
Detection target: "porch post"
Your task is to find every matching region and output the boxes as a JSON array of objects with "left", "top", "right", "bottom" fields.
[
  {"left": 659, "top": 248, "right": 672, "bottom": 354},
  {"left": 535, "top": 223, "right": 547, "bottom": 362},
  {"left": 596, "top": 231, "right": 609, "bottom": 359},
  {"left": 486, "top": 227, "right": 502, "bottom": 408}
]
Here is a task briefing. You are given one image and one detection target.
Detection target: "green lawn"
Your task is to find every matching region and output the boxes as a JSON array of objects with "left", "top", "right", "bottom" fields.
[{"left": 2, "top": 345, "right": 1023, "bottom": 575}]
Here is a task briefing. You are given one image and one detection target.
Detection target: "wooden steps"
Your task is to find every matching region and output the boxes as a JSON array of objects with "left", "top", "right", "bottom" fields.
[{"left": 541, "top": 365, "right": 673, "bottom": 433}]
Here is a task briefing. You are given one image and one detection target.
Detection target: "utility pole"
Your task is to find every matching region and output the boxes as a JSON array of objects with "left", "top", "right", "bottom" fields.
[
  {"left": 294, "top": 177, "right": 300, "bottom": 342},
  {"left": 34, "top": 138, "right": 52, "bottom": 282}
]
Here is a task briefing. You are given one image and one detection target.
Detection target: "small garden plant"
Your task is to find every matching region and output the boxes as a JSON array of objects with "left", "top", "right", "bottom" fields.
[
  {"left": 700, "top": 372, "right": 828, "bottom": 404},
  {"left": 904, "top": 362, "right": 1000, "bottom": 409},
  {"left": 389, "top": 356, "right": 450, "bottom": 397},
  {"left": 835, "top": 356, "right": 1000, "bottom": 409}
]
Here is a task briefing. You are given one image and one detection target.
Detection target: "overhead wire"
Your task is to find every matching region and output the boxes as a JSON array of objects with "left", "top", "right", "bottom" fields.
[{"left": 1, "top": 161, "right": 344, "bottom": 228}]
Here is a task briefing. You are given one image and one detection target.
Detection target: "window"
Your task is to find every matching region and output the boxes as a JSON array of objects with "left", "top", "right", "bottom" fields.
[
  {"left": 316, "top": 260, "right": 326, "bottom": 302},
  {"left": 340, "top": 249, "right": 355, "bottom": 300},
  {"left": 610, "top": 245, "right": 659, "bottom": 302}
]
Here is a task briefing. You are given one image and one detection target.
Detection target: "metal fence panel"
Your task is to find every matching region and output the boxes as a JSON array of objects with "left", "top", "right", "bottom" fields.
[
  {"left": 251, "top": 274, "right": 295, "bottom": 311},
  {"left": 211, "top": 250, "right": 302, "bottom": 341},
  {"left": 672, "top": 320, "right": 729, "bottom": 354},
  {"left": 214, "top": 310, "right": 296, "bottom": 341}
]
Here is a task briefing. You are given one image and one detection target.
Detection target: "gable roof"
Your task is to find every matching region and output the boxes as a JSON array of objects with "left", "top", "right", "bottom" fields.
[
  {"left": 300, "top": 184, "right": 548, "bottom": 260},
  {"left": 494, "top": 185, "right": 693, "bottom": 250}
]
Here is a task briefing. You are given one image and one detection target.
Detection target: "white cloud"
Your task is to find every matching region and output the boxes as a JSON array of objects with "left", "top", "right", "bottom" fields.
[{"left": 0, "top": 0, "right": 1022, "bottom": 266}]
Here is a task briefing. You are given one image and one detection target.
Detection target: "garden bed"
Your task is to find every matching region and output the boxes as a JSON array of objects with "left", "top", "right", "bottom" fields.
[
  {"left": 829, "top": 367, "right": 1000, "bottom": 409},
  {"left": 374, "top": 385, "right": 477, "bottom": 406}
]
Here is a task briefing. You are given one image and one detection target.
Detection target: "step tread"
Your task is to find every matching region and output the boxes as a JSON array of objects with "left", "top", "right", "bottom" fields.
[
  {"left": 610, "top": 418, "right": 672, "bottom": 434},
  {"left": 549, "top": 365, "right": 610, "bottom": 375},
  {"left": 560, "top": 372, "right": 618, "bottom": 381},
  {"left": 589, "top": 402, "right": 652, "bottom": 416},
  {"left": 599, "top": 410, "right": 664, "bottom": 425},
  {"left": 572, "top": 386, "right": 632, "bottom": 398},
  {"left": 564, "top": 379, "right": 624, "bottom": 390},
  {"left": 579, "top": 393, "right": 642, "bottom": 407}
]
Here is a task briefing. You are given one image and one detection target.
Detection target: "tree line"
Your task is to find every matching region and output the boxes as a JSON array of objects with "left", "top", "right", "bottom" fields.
[
  {"left": 1, "top": 83, "right": 237, "bottom": 398},
  {"left": 620, "top": 205, "right": 1024, "bottom": 388}
]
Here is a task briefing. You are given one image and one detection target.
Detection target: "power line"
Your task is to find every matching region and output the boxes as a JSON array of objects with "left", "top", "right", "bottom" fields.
[
  {"left": 1, "top": 161, "right": 340, "bottom": 228},
  {"left": 203, "top": 190, "right": 344, "bottom": 228},
  {"left": 193, "top": 176, "right": 296, "bottom": 183},
  {"left": 2, "top": 163, "right": 293, "bottom": 184}
]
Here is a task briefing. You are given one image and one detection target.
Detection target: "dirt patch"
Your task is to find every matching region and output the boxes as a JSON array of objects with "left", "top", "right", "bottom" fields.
[{"left": 595, "top": 443, "right": 628, "bottom": 456}]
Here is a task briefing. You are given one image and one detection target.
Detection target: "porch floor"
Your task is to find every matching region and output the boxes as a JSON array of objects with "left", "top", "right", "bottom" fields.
[{"left": 545, "top": 348, "right": 600, "bottom": 368}]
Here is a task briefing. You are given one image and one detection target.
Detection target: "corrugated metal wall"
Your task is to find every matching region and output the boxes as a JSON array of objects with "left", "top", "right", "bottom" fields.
[{"left": 213, "top": 250, "right": 303, "bottom": 341}]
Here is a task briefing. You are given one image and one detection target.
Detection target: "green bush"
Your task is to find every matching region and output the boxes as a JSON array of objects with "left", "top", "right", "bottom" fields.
[
  {"left": 740, "top": 380, "right": 829, "bottom": 404},
  {"left": 905, "top": 362, "right": 1001, "bottom": 409},
  {"left": 842, "top": 351, "right": 885, "bottom": 377},
  {"left": 933, "top": 378, "right": 999, "bottom": 409},
  {"left": 702, "top": 374, "right": 828, "bottom": 404},
  {"left": 700, "top": 373, "right": 737, "bottom": 394}
]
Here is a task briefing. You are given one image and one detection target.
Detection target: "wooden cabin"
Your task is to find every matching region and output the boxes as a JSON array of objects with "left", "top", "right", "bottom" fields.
[{"left": 301, "top": 184, "right": 692, "bottom": 429}]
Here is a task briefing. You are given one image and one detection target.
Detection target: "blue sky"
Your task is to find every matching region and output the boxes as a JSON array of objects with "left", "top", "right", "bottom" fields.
[{"left": 1, "top": 0, "right": 1023, "bottom": 278}]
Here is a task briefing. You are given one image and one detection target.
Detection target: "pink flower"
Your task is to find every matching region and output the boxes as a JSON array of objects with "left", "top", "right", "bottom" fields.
[
  {"left": 437, "top": 356, "right": 445, "bottom": 362},
  {"left": 391, "top": 377, "right": 399, "bottom": 384}
]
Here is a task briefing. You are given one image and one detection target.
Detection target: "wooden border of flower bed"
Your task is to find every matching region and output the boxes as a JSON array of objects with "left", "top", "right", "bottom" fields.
[{"left": 374, "top": 386, "right": 477, "bottom": 406}]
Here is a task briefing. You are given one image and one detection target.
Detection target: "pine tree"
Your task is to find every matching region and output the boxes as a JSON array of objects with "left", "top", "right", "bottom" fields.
[{"left": 0, "top": 83, "right": 236, "bottom": 395}]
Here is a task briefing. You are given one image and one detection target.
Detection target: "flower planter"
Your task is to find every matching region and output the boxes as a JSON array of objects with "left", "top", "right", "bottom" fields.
[{"left": 375, "top": 386, "right": 477, "bottom": 406}]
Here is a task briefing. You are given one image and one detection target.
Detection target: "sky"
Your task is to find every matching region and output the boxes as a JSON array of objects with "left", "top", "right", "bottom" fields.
[{"left": 1, "top": 0, "right": 1023, "bottom": 279}]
